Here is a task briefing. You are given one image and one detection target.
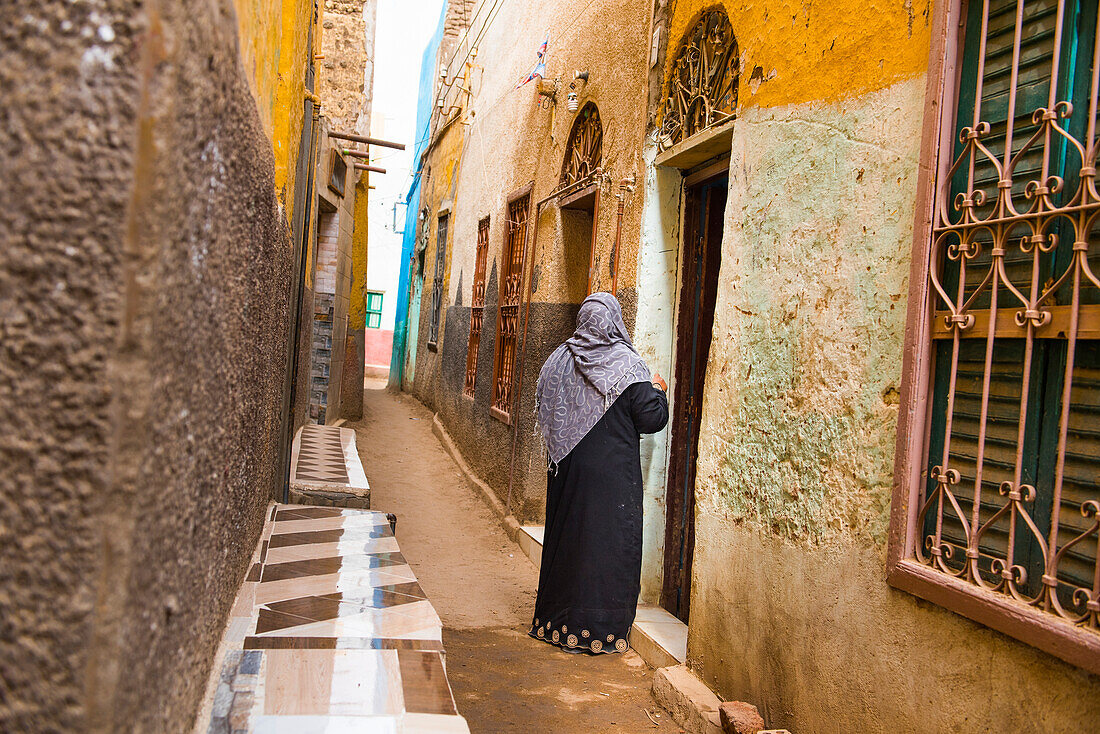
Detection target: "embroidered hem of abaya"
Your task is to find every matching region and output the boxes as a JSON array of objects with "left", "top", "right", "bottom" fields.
[{"left": 529, "top": 381, "right": 669, "bottom": 655}]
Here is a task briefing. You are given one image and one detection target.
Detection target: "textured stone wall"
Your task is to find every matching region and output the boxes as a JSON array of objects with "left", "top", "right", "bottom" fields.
[
  {"left": 1, "top": 0, "right": 298, "bottom": 730},
  {"left": 318, "top": 0, "right": 374, "bottom": 133},
  {"left": 317, "top": 1, "right": 373, "bottom": 421}
]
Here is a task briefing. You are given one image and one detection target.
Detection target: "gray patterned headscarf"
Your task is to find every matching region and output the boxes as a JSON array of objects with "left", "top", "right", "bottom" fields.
[{"left": 535, "top": 292, "right": 651, "bottom": 465}]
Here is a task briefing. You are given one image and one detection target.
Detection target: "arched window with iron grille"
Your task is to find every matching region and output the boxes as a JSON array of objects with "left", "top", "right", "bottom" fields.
[
  {"left": 560, "top": 102, "right": 603, "bottom": 187},
  {"left": 657, "top": 9, "right": 739, "bottom": 152}
]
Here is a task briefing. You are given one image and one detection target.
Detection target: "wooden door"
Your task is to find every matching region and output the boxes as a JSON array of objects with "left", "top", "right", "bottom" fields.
[{"left": 661, "top": 173, "right": 727, "bottom": 622}]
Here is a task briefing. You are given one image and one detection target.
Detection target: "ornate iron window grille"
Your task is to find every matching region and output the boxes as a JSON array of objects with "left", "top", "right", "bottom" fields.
[
  {"left": 465, "top": 218, "right": 490, "bottom": 397},
  {"left": 491, "top": 195, "right": 530, "bottom": 420},
  {"left": 891, "top": 0, "right": 1100, "bottom": 673},
  {"left": 561, "top": 103, "right": 603, "bottom": 187},
  {"left": 657, "top": 9, "right": 739, "bottom": 152},
  {"left": 428, "top": 214, "right": 448, "bottom": 347}
]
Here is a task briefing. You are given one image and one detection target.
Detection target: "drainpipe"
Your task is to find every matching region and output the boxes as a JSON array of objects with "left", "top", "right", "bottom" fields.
[
  {"left": 609, "top": 174, "right": 636, "bottom": 296},
  {"left": 585, "top": 173, "right": 602, "bottom": 295},
  {"left": 281, "top": 102, "right": 322, "bottom": 504}
]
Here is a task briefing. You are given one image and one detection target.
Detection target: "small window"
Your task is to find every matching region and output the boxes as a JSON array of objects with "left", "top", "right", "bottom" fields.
[
  {"left": 428, "top": 214, "right": 448, "bottom": 347},
  {"left": 657, "top": 9, "right": 738, "bottom": 151},
  {"left": 328, "top": 150, "right": 347, "bottom": 197},
  {"left": 560, "top": 103, "right": 602, "bottom": 187},
  {"left": 366, "top": 290, "right": 383, "bottom": 329},
  {"left": 465, "top": 218, "right": 490, "bottom": 397}
]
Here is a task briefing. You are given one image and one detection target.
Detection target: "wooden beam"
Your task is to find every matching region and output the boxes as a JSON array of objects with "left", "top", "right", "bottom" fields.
[{"left": 329, "top": 131, "right": 405, "bottom": 150}]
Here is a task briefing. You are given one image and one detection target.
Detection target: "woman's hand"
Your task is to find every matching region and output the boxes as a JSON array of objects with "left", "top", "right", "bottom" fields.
[{"left": 652, "top": 372, "right": 668, "bottom": 392}]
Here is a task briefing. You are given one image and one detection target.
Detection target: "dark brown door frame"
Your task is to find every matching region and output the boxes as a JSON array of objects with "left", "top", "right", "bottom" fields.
[{"left": 660, "top": 165, "right": 728, "bottom": 622}]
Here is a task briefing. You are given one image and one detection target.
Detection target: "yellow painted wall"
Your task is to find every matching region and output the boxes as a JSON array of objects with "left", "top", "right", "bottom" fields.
[
  {"left": 420, "top": 120, "right": 466, "bottom": 314},
  {"left": 233, "top": 0, "right": 320, "bottom": 219},
  {"left": 350, "top": 172, "right": 370, "bottom": 329},
  {"left": 656, "top": 1, "right": 1100, "bottom": 729},
  {"left": 233, "top": 0, "right": 281, "bottom": 137},
  {"left": 664, "top": 0, "right": 932, "bottom": 111}
]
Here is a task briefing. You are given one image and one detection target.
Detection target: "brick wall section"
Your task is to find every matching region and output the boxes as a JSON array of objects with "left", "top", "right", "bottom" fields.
[
  {"left": 443, "top": 0, "right": 476, "bottom": 40},
  {"left": 308, "top": 152, "right": 356, "bottom": 424},
  {"left": 315, "top": 210, "right": 341, "bottom": 295},
  {"left": 310, "top": 212, "right": 341, "bottom": 423}
]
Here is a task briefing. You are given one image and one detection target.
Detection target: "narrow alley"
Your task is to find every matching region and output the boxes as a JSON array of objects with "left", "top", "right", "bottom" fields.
[
  {"left": 349, "top": 382, "right": 678, "bottom": 733},
  {"left": 6, "top": 0, "right": 1100, "bottom": 731}
]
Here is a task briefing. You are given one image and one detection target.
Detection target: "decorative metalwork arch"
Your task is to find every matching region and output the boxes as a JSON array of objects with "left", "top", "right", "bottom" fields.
[
  {"left": 658, "top": 9, "right": 739, "bottom": 151},
  {"left": 560, "top": 102, "right": 603, "bottom": 186}
]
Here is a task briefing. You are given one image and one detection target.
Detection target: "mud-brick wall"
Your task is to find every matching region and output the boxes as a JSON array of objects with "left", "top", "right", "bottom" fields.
[
  {"left": 667, "top": 0, "right": 1100, "bottom": 730},
  {"left": 0, "top": 1, "right": 296, "bottom": 730}
]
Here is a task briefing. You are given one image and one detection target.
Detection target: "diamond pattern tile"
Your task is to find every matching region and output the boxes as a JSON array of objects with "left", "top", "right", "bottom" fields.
[{"left": 295, "top": 425, "right": 350, "bottom": 483}]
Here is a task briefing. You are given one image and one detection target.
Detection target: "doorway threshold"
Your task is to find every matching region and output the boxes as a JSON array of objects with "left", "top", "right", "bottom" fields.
[
  {"left": 515, "top": 525, "right": 687, "bottom": 669},
  {"left": 632, "top": 604, "right": 687, "bottom": 668}
]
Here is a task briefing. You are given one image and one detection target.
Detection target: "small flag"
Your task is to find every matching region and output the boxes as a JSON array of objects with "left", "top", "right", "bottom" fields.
[{"left": 515, "top": 33, "right": 549, "bottom": 89}]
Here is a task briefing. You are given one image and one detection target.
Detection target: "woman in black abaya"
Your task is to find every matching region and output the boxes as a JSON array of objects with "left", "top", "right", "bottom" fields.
[{"left": 529, "top": 292, "right": 668, "bottom": 653}]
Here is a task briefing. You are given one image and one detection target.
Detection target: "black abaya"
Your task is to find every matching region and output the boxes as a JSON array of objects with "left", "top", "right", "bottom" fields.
[{"left": 529, "top": 381, "right": 669, "bottom": 653}]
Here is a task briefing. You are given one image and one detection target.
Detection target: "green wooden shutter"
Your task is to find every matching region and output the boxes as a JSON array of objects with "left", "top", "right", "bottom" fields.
[{"left": 925, "top": 0, "right": 1099, "bottom": 602}]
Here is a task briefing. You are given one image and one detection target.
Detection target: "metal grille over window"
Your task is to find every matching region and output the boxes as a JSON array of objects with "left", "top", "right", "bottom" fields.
[
  {"left": 429, "top": 214, "right": 448, "bottom": 347},
  {"left": 492, "top": 196, "right": 530, "bottom": 419},
  {"left": 656, "top": 9, "right": 738, "bottom": 152},
  {"left": 465, "top": 218, "right": 490, "bottom": 397},
  {"left": 560, "top": 103, "right": 602, "bottom": 187},
  {"left": 918, "top": 0, "right": 1100, "bottom": 636}
]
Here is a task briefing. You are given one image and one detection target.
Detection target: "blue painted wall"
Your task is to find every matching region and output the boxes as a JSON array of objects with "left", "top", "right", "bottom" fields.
[{"left": 388, "top": 6, "right": 446, "bottom": 387}]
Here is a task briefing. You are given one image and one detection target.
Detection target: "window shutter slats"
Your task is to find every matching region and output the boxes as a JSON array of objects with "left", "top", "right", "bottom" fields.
[{"left": 920, "top": 0, "right": 1100, "bottom": 628}]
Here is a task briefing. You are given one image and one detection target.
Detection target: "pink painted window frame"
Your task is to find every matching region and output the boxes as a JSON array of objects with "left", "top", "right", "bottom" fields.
[{"left": 887, "top": 0, "right": 1100, "bottom": 676}]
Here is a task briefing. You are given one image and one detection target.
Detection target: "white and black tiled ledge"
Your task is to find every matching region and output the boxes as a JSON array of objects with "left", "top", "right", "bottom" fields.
[
  {"left": 289, "top": 424, "right": 372, "bottom": 509},
  {"left": 197, "top": 504, "right": 470, "bottom": 734}
]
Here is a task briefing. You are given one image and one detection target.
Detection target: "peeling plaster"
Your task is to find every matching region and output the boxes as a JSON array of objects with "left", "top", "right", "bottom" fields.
[{"left": 694, "top": 78, "right": 924, "bottom": 549}]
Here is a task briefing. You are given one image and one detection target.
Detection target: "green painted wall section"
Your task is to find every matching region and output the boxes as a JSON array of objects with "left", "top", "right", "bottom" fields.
[{"left": 694, "top": 78, "right": 922, "bottom": 547}]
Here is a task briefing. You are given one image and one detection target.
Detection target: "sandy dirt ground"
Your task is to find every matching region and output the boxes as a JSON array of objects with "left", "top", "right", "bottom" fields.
[{"left": 349, "top": 383, "right": 679, "bottom": 733}]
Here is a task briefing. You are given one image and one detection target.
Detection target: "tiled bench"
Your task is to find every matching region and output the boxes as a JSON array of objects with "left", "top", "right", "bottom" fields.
[
  {"left": 289, "top": 424, "right": 371, "bottom": 508},
  {"left": 516, "top": 524, "right": 687, "bottom": 670},
  {"left": 198, "top": 504, "right": 469, "bottom": 733}
]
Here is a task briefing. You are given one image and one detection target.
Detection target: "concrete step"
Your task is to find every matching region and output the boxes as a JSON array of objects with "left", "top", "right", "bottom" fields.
[
  {"left": 632, "top": 603, "right": 688, "bottom": 669},
  {"left": 516, "top": 524, "right": 687, "bottom": 670},
  {"left": 195, "top": 503, "right": 471, "bottom": 733},
  {"left": 516, "top": 525, "right": 543, "bottom": 569},
  {"left": 652, "top": 665, "right": 723, "bottom": 734}
]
